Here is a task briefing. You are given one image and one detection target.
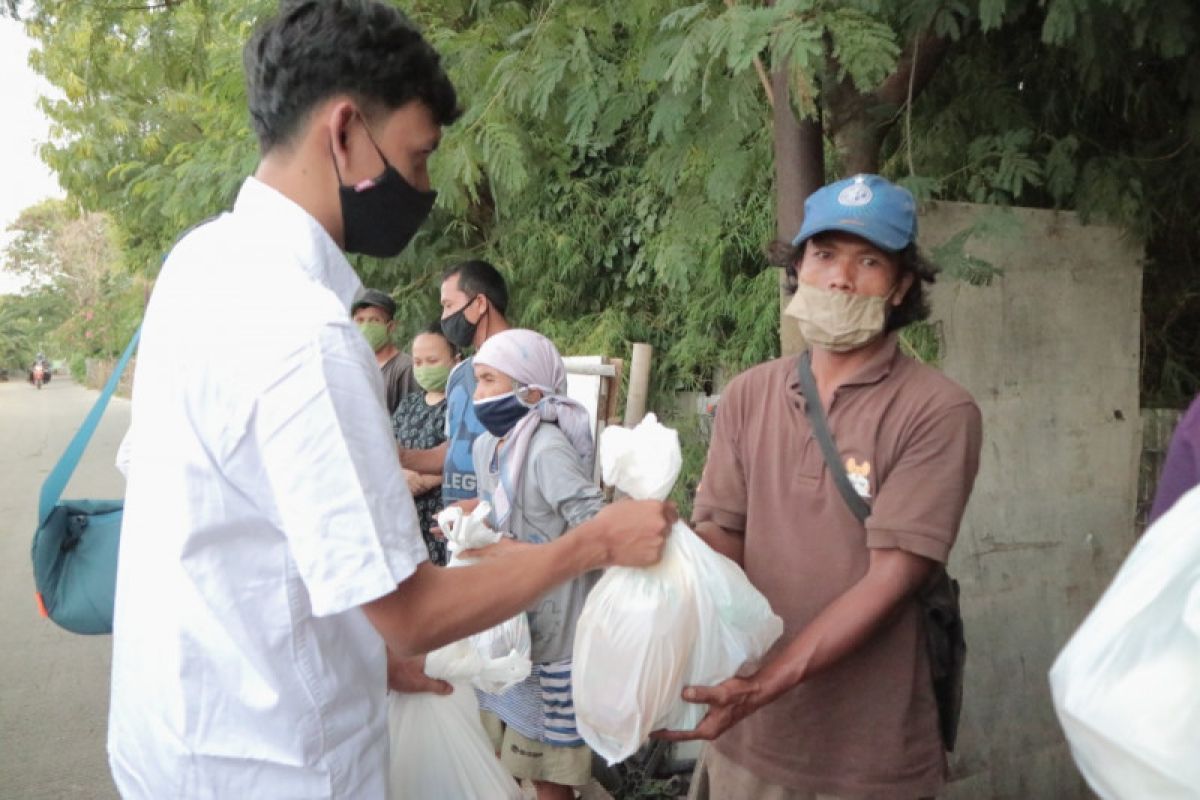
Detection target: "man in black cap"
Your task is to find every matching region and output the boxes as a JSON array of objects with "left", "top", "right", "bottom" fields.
[{"left": 351, "top": 287, "right": 415, "bottom": 415}]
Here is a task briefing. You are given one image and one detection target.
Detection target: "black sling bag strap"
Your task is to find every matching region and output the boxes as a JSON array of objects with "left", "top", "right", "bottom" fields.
[
  {"left": 796, "top": 351, "right": 871, "bottom": 524},
  {"left": 796, "top": 350, "right": 965, "bottom": 752}
]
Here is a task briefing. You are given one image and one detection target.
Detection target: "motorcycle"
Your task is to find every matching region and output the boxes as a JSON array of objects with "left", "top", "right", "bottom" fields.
[{"left": 28, "top": 359, "right": 51, "bottom": 388}]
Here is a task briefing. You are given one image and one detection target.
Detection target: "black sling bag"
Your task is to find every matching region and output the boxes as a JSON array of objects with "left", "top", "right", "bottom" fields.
[{"left": 797, "top": 350, "right": 965, "bottom": 752}]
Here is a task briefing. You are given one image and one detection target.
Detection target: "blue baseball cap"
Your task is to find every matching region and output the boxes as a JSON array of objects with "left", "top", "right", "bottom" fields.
[{"left": 791, "top": 174, "right": 917, "bottom": 252}]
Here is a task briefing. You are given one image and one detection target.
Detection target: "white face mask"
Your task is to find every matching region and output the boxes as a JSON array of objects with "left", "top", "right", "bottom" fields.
[{"left": 784, "top": 282, "right": 894, "bottom": 353}]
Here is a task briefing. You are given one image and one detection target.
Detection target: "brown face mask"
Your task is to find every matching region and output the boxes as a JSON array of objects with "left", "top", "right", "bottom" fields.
[{"left": 784, "top": 282, "right": 895, "bottom": 352}]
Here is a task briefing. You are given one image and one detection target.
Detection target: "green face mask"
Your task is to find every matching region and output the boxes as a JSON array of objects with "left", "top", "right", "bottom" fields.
[
  {"left": 413, "top": 364, "right": 451, "bottom": 393},
  {"left": 358, "top": 321, "right": 391, "bottom": 352}
]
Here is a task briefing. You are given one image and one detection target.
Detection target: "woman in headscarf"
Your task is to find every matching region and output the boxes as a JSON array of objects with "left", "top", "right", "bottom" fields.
[{"left": 466, "top": 328, "right": 600, "bottom": 800}]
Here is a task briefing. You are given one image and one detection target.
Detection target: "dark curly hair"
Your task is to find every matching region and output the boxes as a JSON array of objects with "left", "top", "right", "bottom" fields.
[
  {"left": 767, "top": 235, "right": 940, "bottom": 333},
  {"left": 243, "top": 0, "right": 461, "bottom": 153},
  {"left": 420, "top": 319, "right": 459, "bottom": 358}
]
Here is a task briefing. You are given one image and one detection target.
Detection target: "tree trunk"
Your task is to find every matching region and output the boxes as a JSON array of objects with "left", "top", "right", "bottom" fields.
[
  {"left": 772, "top": 67, "right": 824, "bottom": 356},
  {"left": 830, "top": 109, "right": 884, "bottom": 175},
  {"left": 825, "top": 29, "right": 950, "bottom": 178}
]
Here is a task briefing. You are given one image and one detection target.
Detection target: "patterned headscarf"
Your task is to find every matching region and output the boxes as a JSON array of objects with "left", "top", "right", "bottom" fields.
[{"left": 474, "top": 329, "right": 594, "bottom": 528}]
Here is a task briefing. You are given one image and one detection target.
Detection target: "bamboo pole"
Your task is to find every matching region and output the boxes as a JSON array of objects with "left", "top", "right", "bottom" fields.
[{"left": 624, "top": 343, "right": 653, "bottom": 426}]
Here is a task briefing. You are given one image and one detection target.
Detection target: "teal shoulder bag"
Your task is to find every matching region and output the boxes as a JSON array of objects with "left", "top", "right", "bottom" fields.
[{"left": 31, "top": 328, "right": 140, "bottom": 635}]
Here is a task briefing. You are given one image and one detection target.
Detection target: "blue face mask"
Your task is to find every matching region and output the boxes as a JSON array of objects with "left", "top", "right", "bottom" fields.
[{"left": 474, "top": 391, "right": 533, "bottom": 438}]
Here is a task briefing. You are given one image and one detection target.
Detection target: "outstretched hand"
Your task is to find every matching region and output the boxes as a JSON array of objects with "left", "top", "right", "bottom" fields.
[{"left": 651, "top": 675, "right": 769, "bottom": 742}]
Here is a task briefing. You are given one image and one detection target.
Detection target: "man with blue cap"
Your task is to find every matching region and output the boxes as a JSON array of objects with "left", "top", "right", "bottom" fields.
[{"left": 659, "top": 175, "right": 984, "bottom": 799}]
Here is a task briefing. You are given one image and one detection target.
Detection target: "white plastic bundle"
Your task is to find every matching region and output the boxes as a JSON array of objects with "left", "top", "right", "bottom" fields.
[
  {"left": 388, "top": 685, "right": 521, "bottom": 799},
  {"left": 387, "top": 504, "right": 533, "bottom": 799},
  {"left": 388, "top": 673, "right": 521, "bottom": 800},
  {"left": 572, "top": 414, "right": 784, "bottom": 764},
  {"left": 436, "top": 502, "right": 532, "bottom": 684},
  {"left": 1049, "top": 486, "right": 1200, "bottom": 799}
]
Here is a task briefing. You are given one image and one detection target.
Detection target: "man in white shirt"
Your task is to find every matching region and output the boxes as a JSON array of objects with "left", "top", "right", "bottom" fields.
[{"left": 107, "top": 3, "right": 672, "bottom": 798}]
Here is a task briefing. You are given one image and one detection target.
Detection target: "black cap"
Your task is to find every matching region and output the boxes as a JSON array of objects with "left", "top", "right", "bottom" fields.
[{"left": 350, "top": 288, "right": 396, "bottom": 319}]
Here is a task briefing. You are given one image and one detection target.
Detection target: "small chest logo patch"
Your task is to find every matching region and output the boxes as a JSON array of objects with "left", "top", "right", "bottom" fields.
[
  {"left": 837, "top": 175, "right": 873, "bottom": 207},
  {"left": 845, "top": 457, "right": 872, "bottom": 499}
]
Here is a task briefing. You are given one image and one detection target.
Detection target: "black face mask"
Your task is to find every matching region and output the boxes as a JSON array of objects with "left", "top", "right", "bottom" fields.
[
  {"left": 441, "top": 298, "right": 483, "bottom": 349},
  {"left": 332, "top": 122, "right": 436, "bottom": 259}
]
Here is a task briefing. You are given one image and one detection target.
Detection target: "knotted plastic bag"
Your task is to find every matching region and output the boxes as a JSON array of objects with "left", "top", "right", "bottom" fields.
[
  {"left": 387, "top": 505, "right": 531, "bottom": 799},
  {"left": 387, "top": 682, "right": 521, "bottom": 800},
  {"left": 388, "top": 647, "right": 520, "bottom": 800},
  {"left": 436, "top": 502, "right": 532, "bottom": 685},
  {"left": 573, "top": 414, "right": 783, "bottom": 764},
  {"left": 1049, "top": 485, "right": 1200, "bottom": 799}
]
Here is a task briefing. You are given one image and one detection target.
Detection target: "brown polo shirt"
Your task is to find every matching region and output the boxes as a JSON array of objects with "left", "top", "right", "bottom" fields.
[{"left": 693, "top": 334, "right": 982, "bottom": 799}]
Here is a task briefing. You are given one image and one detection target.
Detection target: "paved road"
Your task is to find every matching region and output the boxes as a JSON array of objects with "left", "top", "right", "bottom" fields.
[{"left": 0, "top": 376, "right": 125, "bottom": 800}]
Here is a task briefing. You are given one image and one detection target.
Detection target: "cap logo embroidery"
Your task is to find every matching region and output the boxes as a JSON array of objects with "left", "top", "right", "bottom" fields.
[{"left": 837, "top": 176, "right": 873, "bottom": 207}]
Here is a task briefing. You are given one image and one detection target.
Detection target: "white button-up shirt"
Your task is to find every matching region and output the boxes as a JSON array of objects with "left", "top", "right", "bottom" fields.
[{"left": 108, "top": 178, "right": 427, "bottom": 799}]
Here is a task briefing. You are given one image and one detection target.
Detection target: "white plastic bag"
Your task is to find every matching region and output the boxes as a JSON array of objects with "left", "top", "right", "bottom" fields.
[
  {"left": 1049, "top": 485, "right": 1200, "bottom": 799},
  {"left": 387, "top": 597, "right": 528, "bottom": 799},
  {"left": 435, "top": 502, "right": 532, "bottom": 690},
  {"left": 387, "top": 684, "right": 521, "bottom": 800},
  {"left": 437, "top": 501, "right": 503, "bottom": 553},
  {"left": 573, "top": 414, "right": 784, "bottom": 764},
  {"left": 424, "top": 637, "right": 531, "bottom": 696}
]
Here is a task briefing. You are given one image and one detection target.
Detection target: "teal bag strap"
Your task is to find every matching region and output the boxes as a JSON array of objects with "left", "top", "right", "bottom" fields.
[{"left": 38, "top": 327, "right": 141, "bottom": 523}]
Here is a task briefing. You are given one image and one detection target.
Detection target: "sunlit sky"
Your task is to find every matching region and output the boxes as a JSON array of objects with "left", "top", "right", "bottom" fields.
[{"left": 0, "top": 15, "right": 64, "bottom": 295}]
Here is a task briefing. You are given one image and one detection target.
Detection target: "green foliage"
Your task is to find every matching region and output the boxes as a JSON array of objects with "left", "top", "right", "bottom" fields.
[
  {"left": 15, "top": 0, "right": 1200, "bottom": 411},
  {"left": 68, "top": 351, "right": 86, "bottom": 383},
  {"left": 825, "top": 8, "right": 902, "bottom": 92},
  {"left": 2, "top": 198, "right": 143, "bottom": 365},
  {"left": 666, "top": 410, "right": 712, "bottom": 521},
  {"left": 928, "top": 206, "right": 1022, "bottom": 286},
  {"left": 24, "top": 1, "right": 265, "bottom": 272},
  {"left": 885, "top": 0, "right": 1200, "bottom": 405},
  {"left": 0, "top": 289, "right": 69, "bottom": 369},
  {"left": 389, "top": 0, "right": 793, "bottom": 406},
  {"left": 898, "top": 320, "right": 942, "bottom": 365}
]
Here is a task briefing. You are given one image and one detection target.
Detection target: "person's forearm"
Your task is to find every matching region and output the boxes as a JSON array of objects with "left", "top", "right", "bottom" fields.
[
  {"left": 693, "top": 520, "right": 744, "bottom": 566},
  {"left": 363, "top": 516, "right": 610, "bottom": 657},
  {"left": 755, "top": 552, "right": 935, "bottom": 701},
  {"left": 398, "top": 440, "right": 448, "bottom": 473}
]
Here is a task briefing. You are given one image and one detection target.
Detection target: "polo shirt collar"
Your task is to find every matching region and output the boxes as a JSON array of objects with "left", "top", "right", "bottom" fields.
[
  {"left": 788, "top": 333, "right": 902, "bottom": 395},
  {"left": 232, "top": 176, "right": 362, "bottom": 309}
]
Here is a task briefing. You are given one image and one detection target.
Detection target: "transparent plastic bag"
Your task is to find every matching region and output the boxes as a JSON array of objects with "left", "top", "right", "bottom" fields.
[
  {"left": 1049, "top": 485, "right": 1200, "bottom": 799},
  {"left": 573, "top": 415, "right": 784, "bottom": 764}
]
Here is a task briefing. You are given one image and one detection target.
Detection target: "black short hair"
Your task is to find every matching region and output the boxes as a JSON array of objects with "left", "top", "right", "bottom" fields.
[
  {"left": 767, "top": 236, "right": 939, "bottom": 334},
  {"left": 243, "top": 0, "right": 461, "bottom": 153},
  {"left": 419, "top": 319, "right": 459, "bottom": 358},
  {"left": 441, "top": 260, "right": 509, "bottom": 317}
]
